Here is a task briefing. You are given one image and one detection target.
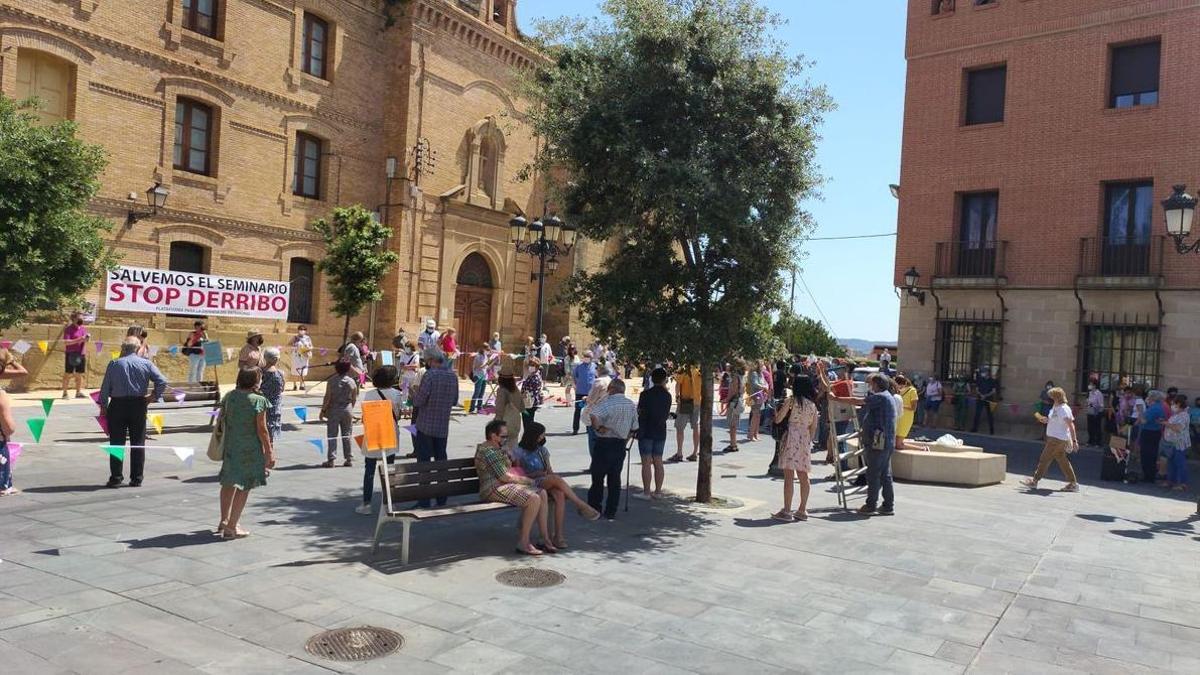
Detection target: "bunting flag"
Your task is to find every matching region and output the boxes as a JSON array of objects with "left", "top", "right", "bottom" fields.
[
  {"left": 149, "top": 413, "right": 164, "bottom": 435},
  {"left": 354, "top": 434, "right": 365, "bottom": 450},
  {"left": 308, "top": 438, "right": 325, "bottom": 455},
  {"left": 3, "top": 442, "right": 23, "bottom": 465},
  {"left": 481, "top": 406, "right": 496, "bottom": 415},
  {"left": 148, "top": 346, "right": 160, "bottom": 357},
  {"left": 0, "top": 340, "right": 10, "bottom": 349},
  {"left": 173, "top": 389, "right": 188, "bottom": 404},
  {"left": 462, "top": 398, "right": 472, "bottom": 411},
  {"left": 172, "top": 446, "right": 195, "bottom": 466},
  {"left": 403, "top": 424, "right": 418, "bottom": 436},
  {"left": 26, "top": 418, "right": 46, "bottom": 443},
  {"left": 168, "top": 344, "right": 179, "bottom": 356},
  {"left": 94, "top": 340, "right": 104, "bottom": 354},
  {"left": 226, "top": 348, "right": 234, "bottom": 361},
  {"left": 89, "top": 390, "right": 102, "bottom": 405},
  {"left": 40, "top": 398, "right": 54, "bottom": 416},
  {"left": 11, "top": 340, "right": 32, "bottom": 355},
  {"left": 208, "top": 409, "right": 221, "bottom": 417},
  {"left": 37, "top": 340, "right": 48, "bottom": 354},
  {"left": 293, "top": 406, "right": 308, "bottom": 422},
  {"left": 102, "top": 445, "right": 125, "bottom": 461},
  {"left": 95, "top": 415, "right": 109, "bottom": 435},
  {"left": 319, "top": 347, "right": 328, "bottom": 356},
  {"left": 110, "top": 350, "right": 120, "bottom": 360}
]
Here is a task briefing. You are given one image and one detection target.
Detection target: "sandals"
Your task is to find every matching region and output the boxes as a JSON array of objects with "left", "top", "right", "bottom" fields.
[
  {"left": 320, "top": 460, "right": 335, "bottom": 468},
  {"left": 686, "top": 454, "right": 698, "bottom": 462},
  {"left": 553, "top": 539, "right": 569, "bottom": 550},
  {"left": 220, "top": 527, "right": 250, "bottom": 539},
  {"left": 515, "top": 544, "right": 543, "bottom": 556},
  {"left": 795, "top": 510, "right": 809, "bottom": 521},
  {"left": 578, "top": 505, "right": 601, "bottom": 521},
  {"left": 772, "top": 510, "right": 795, "bottom": 522}
]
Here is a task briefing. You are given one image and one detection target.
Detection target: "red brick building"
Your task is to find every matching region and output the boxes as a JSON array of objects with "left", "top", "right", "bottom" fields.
[{"left": 896, "top": 0, "right": 1200, "bottom": 433}]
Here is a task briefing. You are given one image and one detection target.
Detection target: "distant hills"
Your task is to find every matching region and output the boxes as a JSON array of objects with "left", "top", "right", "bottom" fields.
[{"left": 839, "top": 338, "right": 897, "bottom": 356}]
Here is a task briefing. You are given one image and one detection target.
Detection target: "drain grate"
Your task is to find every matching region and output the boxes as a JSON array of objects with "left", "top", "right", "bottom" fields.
[
  {"left": 495, "top": 567, "right": 565, "bottom": 588},
  {"left": 304, "top": 626, "right": 403, "bottom": 662}
]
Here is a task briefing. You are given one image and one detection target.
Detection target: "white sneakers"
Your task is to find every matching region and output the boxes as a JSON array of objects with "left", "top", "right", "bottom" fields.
[
  {"left": 631, "top": 492, "right": 653, "bottom": 501},
  {"left": 354, "top": 503, "right": 372, "bottom": 515}
]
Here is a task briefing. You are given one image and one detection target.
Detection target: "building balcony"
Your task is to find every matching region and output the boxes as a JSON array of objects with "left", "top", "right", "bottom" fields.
[
  {"left": 932, "top": 240, "right": 1008, "bottom": 288},
  {"left": 1076, "top": 236, "right": 1164, "bottom": 288}
]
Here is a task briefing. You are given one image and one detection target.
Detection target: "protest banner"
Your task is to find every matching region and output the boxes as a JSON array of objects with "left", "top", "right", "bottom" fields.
[
  {"left": 104, "top": 266, "right": 290, "bottom": 319},
  {"left": 361, "top": 400, "right": 398, "bottom": 452}
]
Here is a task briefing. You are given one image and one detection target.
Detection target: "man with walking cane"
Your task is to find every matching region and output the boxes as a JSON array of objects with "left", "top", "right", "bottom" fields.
[{"left": 588, "top": 378, "right": 639, "bottom": 521}]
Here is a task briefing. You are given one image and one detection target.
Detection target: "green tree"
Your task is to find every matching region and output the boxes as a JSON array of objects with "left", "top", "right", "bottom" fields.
[
  {"left": 773, "top": 312, "right": 845, "bottom": 358},
  {"left": 0, "top": 95, "right": 113, "bottom": 329},
  {"left": 522, "top": 0, "right": 832, "bottom": 500},
  {"left": 310, "top": 205, "right": 399, "bottom": 342}
]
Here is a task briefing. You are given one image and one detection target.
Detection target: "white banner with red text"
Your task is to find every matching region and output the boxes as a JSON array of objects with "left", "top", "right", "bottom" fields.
[{"left": 104, "top": 266, "right": 291, "bottom": 319}]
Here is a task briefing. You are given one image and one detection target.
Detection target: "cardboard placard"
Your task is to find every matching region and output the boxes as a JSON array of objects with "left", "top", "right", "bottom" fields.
[{"left": 361, "top": 399, "right": 397, "bottom": 452}]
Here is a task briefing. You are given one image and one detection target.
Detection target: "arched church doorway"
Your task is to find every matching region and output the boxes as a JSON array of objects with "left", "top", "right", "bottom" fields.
[{"left": 453, "top": 252, "right": 494, "bottom": 380}]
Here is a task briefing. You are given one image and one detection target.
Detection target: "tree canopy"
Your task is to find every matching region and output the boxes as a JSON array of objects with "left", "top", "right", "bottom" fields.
[
  {"left": 772, "top": 311, "right": 845, "bottom": 358},
  {"left": 522, "top": 0, "right": 833, "bottom": 499},
  {"left": 0, "top": 95, "right": 113, "bottom": 329},
  {"left": 310, "top": 205, "right": 399, "bottom": 342}
]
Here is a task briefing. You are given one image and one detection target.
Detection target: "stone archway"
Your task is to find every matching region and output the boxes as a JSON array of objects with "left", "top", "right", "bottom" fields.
[{"left": 453, "top": 252, "right": 494, "bottom": 379}]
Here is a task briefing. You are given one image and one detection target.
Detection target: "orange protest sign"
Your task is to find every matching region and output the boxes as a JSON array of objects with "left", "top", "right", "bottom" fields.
[{"left": 361, "top": 399, "right": 397, "bottom": 452}]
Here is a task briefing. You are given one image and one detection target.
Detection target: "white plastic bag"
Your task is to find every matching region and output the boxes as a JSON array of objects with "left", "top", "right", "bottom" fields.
[{"left": 934, "top": 434, "right": 964, "bottom": 448}]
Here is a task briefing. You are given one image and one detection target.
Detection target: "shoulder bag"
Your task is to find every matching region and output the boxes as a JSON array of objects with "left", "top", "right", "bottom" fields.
[{"left": 207, "top": 399, "right": 227, "bottom": 461}]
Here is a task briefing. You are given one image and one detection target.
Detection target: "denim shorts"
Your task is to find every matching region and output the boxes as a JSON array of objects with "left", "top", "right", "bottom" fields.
[{"left": 638, "top": 438, "right": 666, "bottom": 457}]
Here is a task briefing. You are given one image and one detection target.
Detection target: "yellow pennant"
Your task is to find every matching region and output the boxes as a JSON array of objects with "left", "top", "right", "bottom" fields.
[
  {"left": 37, "top": 340, "right": 48, "bottom": 354},
  {"left": 149, "top": 413, "right": 164, "bottom": 435},
  {"left": 110, "top": 350, "right": 120, "bottom": 360}
]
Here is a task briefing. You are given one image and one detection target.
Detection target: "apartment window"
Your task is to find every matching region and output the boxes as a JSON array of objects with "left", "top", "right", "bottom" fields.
[
  {"left": 965, "top": 65, "right": 1006, "bottom": 125},
  {"left": 182, "top": 0, "right": 219, "bottom": 39},
  {"left": 931, "top": 0, "right": 955, "bottom": 14},
  {"left": 938, "top": 320, "right": 1002, "bottom": 383},
  {"left": 1102, "top": 182, "right": 1152, "bottom": 275},
  {"left": 1109, "top": 41, "right": 1159, "bottom": 108},
  {"left": 301, "top": 13, "right": 329, "bottom": 80},
  {"left": 493, "top": 0, "right": 509, "bottom": 24},
  {"left": 173, "top": 98, "right": 213, "bottom": 175},
  {"left": 169, "top": 242, "right": 208, "bottom": 317},
  {"left": 14, "top": 49, "right": 74, "bottom": 126},
  {"left": 1080, "top": 323, "right": 1159, "bottom": 392},
  {"left": 288, "top": 258, "right": 315, "bottom": 324},
  {"left": 956, "top": 192, "right": 998, "bottom": 276},
  {"left": 293, "top": 132, "right": 323, "bottom": 199}
]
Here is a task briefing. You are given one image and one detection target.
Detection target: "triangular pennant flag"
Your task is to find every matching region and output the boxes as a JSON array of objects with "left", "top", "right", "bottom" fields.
[
  {"left": 89, "top": 390, "right": 101, "bottom": 405},
  {"left": 102, "top": 445, "right": 125, "bottom": 461},
  {"left": 173, "top": 389, "right": 187, "bottom": 404},
  {"left": 208, "top": 409, "right": 221, "bottom": 417},
  {"left": 308, "top": 438, "right": 325, "bottom": 455},
  {"left": 40, "top": 398, "right": 54, "bottom": 416},
  {"left": 403, "top": 424, "right": 418, "bottom": 436},
  {"left": 172, "top": 446, "right": 195, "bottom": 463},
  {"left": 168, "top": 344, "right": 179, "bottom": 356},
  {"left": 319, "top": 347, "right": 328, "bottom": 356},
  {"left": 11, "top": 339, "right": 31, "bottom": 355},
  {"left": 293, "top": 406, "right": 308, "bottom": 422},
  {"left": 110, "top": 350, "right": 120, "bottom": 360},
  {"left": 4, "top": 442, "right": 23, "bottom": 465},
  {"left": 26, "top": 418, "right": 46, "bottom": 443},
  {"left": 94, "top": 340, "right": 104, "bottom": 354},
  {"left": 463, "top": 398, "right": 472, "bottom": 411},
  {"left": 354, "top": 434, "right": 365, "bottom": 450},
  {"left": 148, "top": 346, "right": 159, "bottom": 357},
  {"left": 0, "top": 340, "right": 10, "bottom": 349},
  {"left": 149, "top": 413, "right": 164, "bottom": 435},
  {"left": 95, "top": 415, "right": 109, "bottom": 435},
  {"left": 36, "top": 340, "right": 48, "bottom": 354}
]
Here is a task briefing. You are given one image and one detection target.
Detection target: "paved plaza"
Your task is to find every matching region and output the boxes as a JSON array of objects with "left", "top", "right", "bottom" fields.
[{"left": 1, "top": 384, "right": 1198, "bottom": 674}]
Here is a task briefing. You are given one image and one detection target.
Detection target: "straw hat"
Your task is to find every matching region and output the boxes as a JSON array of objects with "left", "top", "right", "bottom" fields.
[
  {"left": 246, "top": 329, "right": 263, "bottom": 340},
  {"left": 526, "top": 357, "right": 542, "bottom": 367},
  {"left": 499, "top": 364, "right": 515, "bottom": 377}
]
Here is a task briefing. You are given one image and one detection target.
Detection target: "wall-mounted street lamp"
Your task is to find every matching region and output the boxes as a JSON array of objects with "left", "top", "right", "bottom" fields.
[
  {"left": 903, "top": 266, "right": 926, "bottom": 305},
  {"left": 1162, "top": 184, "right": 1198, "bottom": 255},
  {"left": 126, "top": 182, "right": 170, "bottom": 228}
]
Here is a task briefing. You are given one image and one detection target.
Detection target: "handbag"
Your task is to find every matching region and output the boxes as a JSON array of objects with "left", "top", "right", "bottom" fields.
[
  {"left": 206, "top": 400, "right": 226, "bottom": 461},
  {"left": 772, "top": 399, "right": 791, "bottom": 441}
]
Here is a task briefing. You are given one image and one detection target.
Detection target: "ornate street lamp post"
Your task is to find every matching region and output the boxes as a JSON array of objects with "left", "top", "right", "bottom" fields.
[
  {"left": 1162, "top": 184, "right": 1199, "bottom": 255},
  {"left": 510, "top": 212, "right": 578, "bottom": 350}
]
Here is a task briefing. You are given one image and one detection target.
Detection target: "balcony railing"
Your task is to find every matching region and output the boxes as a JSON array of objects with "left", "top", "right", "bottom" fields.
[
  {"left": 934, "top": 240, "right": 1008, "bottom": 279},
  {"left": 1078, "top": 236, "right": 1164, "bottom": 279}
]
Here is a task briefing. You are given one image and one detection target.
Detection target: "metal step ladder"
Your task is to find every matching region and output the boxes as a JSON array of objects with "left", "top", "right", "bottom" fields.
[{"left": 828, "top": 398, "right": 868, "bottom": 510}]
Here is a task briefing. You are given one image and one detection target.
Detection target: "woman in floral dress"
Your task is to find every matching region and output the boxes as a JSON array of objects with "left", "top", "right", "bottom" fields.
[
  {"left": 772, "top": 374, "right": 820, "bottom": 522},
  {"left": 521, "top": 358, "right": 544, "bottom": 422},
  {"left": 259, "top": 348, "right": 286, "bottom": 444}
]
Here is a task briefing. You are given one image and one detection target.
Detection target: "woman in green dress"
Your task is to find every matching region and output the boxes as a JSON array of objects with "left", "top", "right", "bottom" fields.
[{"left": 217, "top": 368, "right": 275, "bottom": 539}]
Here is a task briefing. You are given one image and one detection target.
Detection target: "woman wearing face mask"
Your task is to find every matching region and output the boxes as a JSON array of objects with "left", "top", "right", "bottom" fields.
[
  {"left": 288, "top": 325, "right": 313, "bottom": 391},
  {"left": 398, "top": 341, "right": 420, "bottom": 415},
  {"left": 184, "top": 320, "right": 208, "bottom": 384},
  {"left": 239, "top": 330, "right": 266, "bottom": 370},
  {"left": 522, "top": 358, "right": 544, "bottom": 422},
  {"left": 514, "top": 421, "right": 600, "bottom": 548},
  {"left": 1085, "top": 380, "right": 1105, "bottom": 448}
]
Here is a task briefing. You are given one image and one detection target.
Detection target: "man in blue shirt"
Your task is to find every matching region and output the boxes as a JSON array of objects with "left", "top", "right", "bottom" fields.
[
  {"left": 411, "top": 348, "right": 458, "bottom": 506},
  {"left": 572, "top": 350, "right": 597, "bottom": 435},
  {"left": 99, "top": 337, "right": 168, "bottom": 488}
]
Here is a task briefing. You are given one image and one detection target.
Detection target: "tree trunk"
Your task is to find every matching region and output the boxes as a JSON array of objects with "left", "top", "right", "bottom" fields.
[
  {"left": 695, "top": 360, "right": 714, "bottom": 503},
  {"left": 341, "top": 314, "right": 351, "bottom": 345}
]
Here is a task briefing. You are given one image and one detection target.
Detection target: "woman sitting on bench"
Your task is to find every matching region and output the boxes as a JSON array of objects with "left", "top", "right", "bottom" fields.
[
  {"left": 514, "top": 421, "right": 600, "bottom": 549},
  {"left": 475, "top": 419, "right": 555, "bottom": 555}
]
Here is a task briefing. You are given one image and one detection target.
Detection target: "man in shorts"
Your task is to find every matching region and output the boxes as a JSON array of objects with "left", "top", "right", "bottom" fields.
[
  {"left": 670, "top": 365, "right": 702, "bottom": 462},
  {"left": 61, "top": 311, "right": 90, "bottom": 399}
]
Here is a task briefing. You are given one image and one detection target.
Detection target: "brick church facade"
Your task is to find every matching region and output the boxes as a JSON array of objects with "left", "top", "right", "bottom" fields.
[{"left": 1, "top": 0, "right": 605, "bottom": 387}]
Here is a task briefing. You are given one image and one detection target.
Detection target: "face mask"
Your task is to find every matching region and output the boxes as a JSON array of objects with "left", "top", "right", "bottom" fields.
[{"left": 75, "top": 318, "right": 84, "bottom": 325}]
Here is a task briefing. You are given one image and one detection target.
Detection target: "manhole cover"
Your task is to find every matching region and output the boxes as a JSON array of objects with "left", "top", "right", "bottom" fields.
[
  {"left": 495, "top": 567, "right": 565, "bottom": 588},
  {"left": 304, "top": 626, "right": 403, "bottom": 662}
]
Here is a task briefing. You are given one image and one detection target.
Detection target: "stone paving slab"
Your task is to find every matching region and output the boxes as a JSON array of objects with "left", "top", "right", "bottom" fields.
[{"left": 1, "top": 386, "right": 1199, "bottom": 673}]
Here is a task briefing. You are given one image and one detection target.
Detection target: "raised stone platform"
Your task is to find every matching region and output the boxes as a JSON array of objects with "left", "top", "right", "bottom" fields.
[{"left": 849, "top": 438, "right": 1007, "bottom": 487}]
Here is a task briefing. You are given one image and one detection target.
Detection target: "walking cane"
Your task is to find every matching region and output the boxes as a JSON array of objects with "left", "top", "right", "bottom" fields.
[{"left": 624, "top": 435, "right": 635, "bottom": 512}]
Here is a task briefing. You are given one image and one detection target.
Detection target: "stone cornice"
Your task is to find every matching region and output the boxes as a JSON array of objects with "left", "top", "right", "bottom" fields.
[
  {"left": 0, "top": 3, "right": 379, "bottom": 131},
  {"left": 416, "top": 0, "right": 546, "bottom": 70},
  {"left": 90, "top": 197, "right": 325, "bottom": 242}
]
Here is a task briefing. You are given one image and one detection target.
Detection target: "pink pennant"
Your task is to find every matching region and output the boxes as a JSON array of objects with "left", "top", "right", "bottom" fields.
[
  {"left": 173, "top": 389, "right": 187, "bottom": 404},
  {"left": 319, "top": 347, "right": 328, "bottom": 356},
  {"left": 89, "top": 390, "right": 101, "bottom": 405},
  {"left": 403, "top": 424, "right": 418, "bottom": 436},
  {"left": 94, "top": 340, "right": 104, "bottom": 354},
  {"left": 4, "top": 442, "right": 22, "bottom": 464},
  {"left": 0, "top": 340, "right": 10, "bottom": 350},
  {"left": 94, "top": 415, "right": 109, "bottom": 435},
  {"left": 481, "top": 406, "right": 496, "bottom": 415}
]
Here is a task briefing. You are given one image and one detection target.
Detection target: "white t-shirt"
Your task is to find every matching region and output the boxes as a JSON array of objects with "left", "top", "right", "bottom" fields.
[
  {"left": 1046, "top": 403, "right": 1075, "bottom": 441},
  {"left": 891, "top": 393, "right": 904, "bottom": 421}
]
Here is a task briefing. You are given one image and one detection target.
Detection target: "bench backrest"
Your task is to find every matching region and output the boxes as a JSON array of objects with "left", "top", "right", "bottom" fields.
[
  {"left": 164, "top": 381, "right": 220, "bottom": 402},
  {"left": 379, "top": 458, "right": 480, "bottom": 514}
]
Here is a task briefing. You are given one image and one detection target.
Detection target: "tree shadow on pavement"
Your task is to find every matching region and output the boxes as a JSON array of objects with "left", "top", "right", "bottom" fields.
[
  {"left": 1077, "top": 512, "right": 1200, "bottom": 540},
  {"left": 253, "top": 486, "right": 717, "bottom": 574}
]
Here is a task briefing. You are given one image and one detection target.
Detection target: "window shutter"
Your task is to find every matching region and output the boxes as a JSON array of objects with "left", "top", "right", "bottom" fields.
[
  {"left": 1110, "top": 42, "right": 1160, "bottom": 98},
  {"left": 965, "top": 66, "right": 1006, "bottom": 125}
]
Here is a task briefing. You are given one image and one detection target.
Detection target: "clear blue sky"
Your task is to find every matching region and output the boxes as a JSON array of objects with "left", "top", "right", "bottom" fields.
[{"left": 517, "top": 0, "right": 907, "bottom": 343}]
